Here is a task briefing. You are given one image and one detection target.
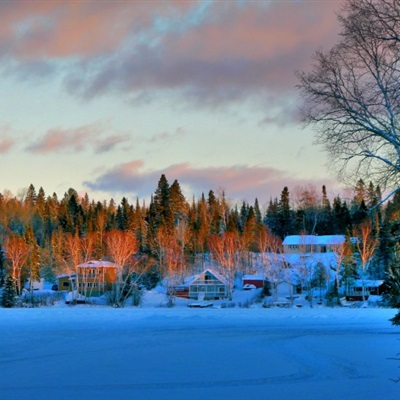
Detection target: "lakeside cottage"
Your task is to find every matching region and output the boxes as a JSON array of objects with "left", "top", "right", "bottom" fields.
[
  {"left": 57, "top": 260, "right": 118, "bottom": 297},
  {"left": 189, "top": 269, "right": 228, "bottom": 300},
  {"left": 283, "top": 235, "right": 345, "bottom": 254}
]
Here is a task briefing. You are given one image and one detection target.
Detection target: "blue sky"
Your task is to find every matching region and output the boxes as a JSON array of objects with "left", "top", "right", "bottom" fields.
[{"left": 0, "top": 0, "right": 345, "bottom": 206}]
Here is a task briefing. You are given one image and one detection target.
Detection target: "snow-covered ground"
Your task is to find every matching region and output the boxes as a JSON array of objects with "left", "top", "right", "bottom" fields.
[{"left": 0, "top": 300, "right": 399, "bottom": 400}]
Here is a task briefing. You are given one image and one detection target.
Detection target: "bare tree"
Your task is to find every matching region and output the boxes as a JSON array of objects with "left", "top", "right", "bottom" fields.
[
  {"left": 293, "top": 185, "right": 321, "bottom": 234},
  {"left": 331, "top": 237, "right": 353, "bottom": 291},
  {"left": 297, "top": 0, "right": 400, "bottom": 203},
  {"left": 256, "top": 226, "right": 284, "bottom": 301},
  {"left": 208, "top": 232, "right": 241, "bottom": 300},
  {"left": 354, "top": 220, "right": 379, "bottom": 301},
  {"left": 4, "top": 235, "right": 30, "bottom": 295},
  {"left": 105, "top": 229, "right": 142, "bottom": 307}
]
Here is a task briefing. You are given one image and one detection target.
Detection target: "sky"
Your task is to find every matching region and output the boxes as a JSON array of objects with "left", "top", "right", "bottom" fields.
[{"left": 0, "top": 0, "right": 346, "bottom": 207}]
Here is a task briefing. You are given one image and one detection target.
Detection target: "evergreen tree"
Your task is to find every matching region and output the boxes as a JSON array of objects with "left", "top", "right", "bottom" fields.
[
  {"left": 254, "top": 198, "right": 262, "bottom": 224},
  {"left": 318, "top": 185, "right": 333, "bottom": 234},
  {"left": 153, "top": 174, "right": 174, "bottom": 233},
  {"left": 276, "top": 187, "right": 294, "bottom": 238},
  {"left": 169, "top": 179, "right": 187, "bottom": 224},
  {"left": 1, "top": 274, "right": 17, "bottom": 308},
  {"left": 24, "top": 184, "right": 37, "bottom": 208},
  {"left": 265, "top": 197, "right": 280, "bottom": 236}
]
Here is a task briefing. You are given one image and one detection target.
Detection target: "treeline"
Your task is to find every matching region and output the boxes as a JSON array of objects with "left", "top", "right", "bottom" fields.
[{"left": 0, "top": 175, "right": 399, "bottom": 286}]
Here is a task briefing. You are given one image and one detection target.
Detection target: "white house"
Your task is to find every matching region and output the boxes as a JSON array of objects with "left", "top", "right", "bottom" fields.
[
  {"left": 189, "top": 269, "right": 228, "bottom": 300},
  {"left": 283, "top": 235, "right": 345, "bottom": 254}
]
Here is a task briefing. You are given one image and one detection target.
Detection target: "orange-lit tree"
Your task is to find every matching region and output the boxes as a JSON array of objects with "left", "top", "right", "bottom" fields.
[
  {"left": 5, "top": 234, "right": 30, "bottom": 295},
  {"left": 105, "top": 229, "right": 141, "bottom": 307},
  {"left": 354, "top": 221, "right": 379, "bottom": 302},
  {"left": 208, "top": 232, "right": 241, "bottom": 300}
]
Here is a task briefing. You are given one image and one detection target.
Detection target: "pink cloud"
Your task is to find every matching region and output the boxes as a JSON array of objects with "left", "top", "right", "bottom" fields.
[
  {"left": 1, "top": 1, "right": 342, "bottom": 121},
  {"left": 0, "top": 1, "right": 195, "bottom": 59},
  {"left": 61, "top": 1, "right": 341, "bottom": 120},
  {"left": 0, "top": 137, "right": 14, "bottom": 153},
  {"left": 27, "top": 123, "right": 130, "bottom": 154},
  {"left": 84, "top": 160, "right": 341, "bottom": 204}
]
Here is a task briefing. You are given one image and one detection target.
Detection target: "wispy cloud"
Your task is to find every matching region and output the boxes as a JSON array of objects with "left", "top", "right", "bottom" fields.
[
  {"left": 26, "top": 122, "right": 130, "bottom": 154},
  {"left": 1, "top": 1, "right": 341, "bottom": 123},
  {"left": 84, "top": 160, "right": 341, "bottom": 203},
  {"left": 147, "top": 127, "right": 186, "bottom": 143}
]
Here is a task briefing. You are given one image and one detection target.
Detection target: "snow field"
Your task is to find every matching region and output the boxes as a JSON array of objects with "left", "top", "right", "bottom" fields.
[{"left": 0, "top": 306, "right": 399, "bottom": 400}]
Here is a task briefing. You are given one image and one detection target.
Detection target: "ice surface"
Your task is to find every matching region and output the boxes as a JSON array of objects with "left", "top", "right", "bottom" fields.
[{"left": 0, "top": 305, "right": 399, "bottom": 400}]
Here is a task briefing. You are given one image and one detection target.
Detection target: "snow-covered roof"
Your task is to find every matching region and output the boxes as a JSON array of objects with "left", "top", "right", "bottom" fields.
[
  {"left": 77, "top": 260, "right": 117, "bottom": 269},
  {"left": 352, "top": 280, "right": 385, "bottom": 288},
  {"left": 283, "top": 235, "right": 345, "bottom": 246},
  {"left": 56, "top": 273, "right": 76, "bottom": 279},
  {"left": 190, "top": 268, "right": 228, "bottom": 286},
  {"left": 242, "top": 274, "right": 265, "bottom": 281}
]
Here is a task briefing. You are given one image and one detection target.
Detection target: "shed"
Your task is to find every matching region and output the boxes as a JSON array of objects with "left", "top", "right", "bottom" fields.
[
  {"left": 57, "top": 274, "right": 76, "bottom": 292},
  {"left": 242, "top": 274, "right": 266, "bottom": 289}
]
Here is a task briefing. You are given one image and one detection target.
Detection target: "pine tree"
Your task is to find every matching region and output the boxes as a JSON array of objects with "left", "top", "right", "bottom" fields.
[
  {"left": 254, "top": 198, "right": 262, "bottom": 224},
  {"left": 169, "top": 179, "right": 187, "bottom": 224},
  {"left": 153, "top": 174, "right": 174, "bottom": 233},
  {"left": 25, "top": 184, "right": 37, "bottom": 208},
  {"left": 1, "top": 274, "right": 17, "bottom": 308},
  {"left": 277, "top": 187, "right": 293, "bottom": 238}
]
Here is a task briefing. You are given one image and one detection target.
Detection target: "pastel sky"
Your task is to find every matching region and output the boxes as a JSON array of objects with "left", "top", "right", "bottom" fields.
[{"left": 0, "top": 0, "right": 345, "bottom": 206}]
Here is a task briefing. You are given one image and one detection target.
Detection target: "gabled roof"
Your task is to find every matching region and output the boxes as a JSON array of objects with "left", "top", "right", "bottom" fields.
[
  {"left": 283, "top": 235, "right": 345, "bottom": 246},
  {"left": 190, "top": 268, "right": 228, "bottom": 286}
]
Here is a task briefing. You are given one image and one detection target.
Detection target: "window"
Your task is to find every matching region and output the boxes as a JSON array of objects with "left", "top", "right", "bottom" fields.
[{"left": 62, "top": 281, "right": 69, "bottom": 288}]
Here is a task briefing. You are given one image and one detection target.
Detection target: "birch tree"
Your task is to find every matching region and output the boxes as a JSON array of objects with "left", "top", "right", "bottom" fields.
[
  {"left": 354, "top": 221, "right": 379, "bottom": 301},
  {"left": 256, "top": 226, "right": 284, "bottom": 301},
  {"left": 297, "top": 0, "right": 400, "bottom": 203},
  {"left": 208, "top": 232, "right": 241, "bottom": 300},
  {"left": 4, "top": 234, "right": 30, "bottom": 295},
  {"left": 105, "top": 229, "right": 141, "bottom": 307}
]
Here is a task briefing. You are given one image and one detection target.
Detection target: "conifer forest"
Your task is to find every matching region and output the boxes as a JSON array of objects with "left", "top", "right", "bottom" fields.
[{"left": 0, "top": 174, "right": 399, "bottom": 299}]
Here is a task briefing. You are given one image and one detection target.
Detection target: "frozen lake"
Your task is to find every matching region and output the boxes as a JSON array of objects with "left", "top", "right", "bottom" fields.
[{"left": 0, "top": 306, "right": 399, "bottom": 400}]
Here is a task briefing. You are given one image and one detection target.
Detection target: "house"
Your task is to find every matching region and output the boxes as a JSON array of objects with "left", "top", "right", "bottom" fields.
[
  {"left": 26, "top": 278, "right": 45, "bottom": 291},
  {"left": 346, "top": 280, "right": 387, "bottom": 301},
  {"left": 283, "top": 235, "right": 345, "bottom": 254},
  {"left": 242, "top": 274, "right": 266, "bottom": 289},
  {"left": 57, "top": 260, "right": 118, "bottom": 297},
  {"left": 76, "top": 260, "right": 117, "bottom": 297},
  {"left": 189, "top": 269, "right": 228, "bottom": 300}
]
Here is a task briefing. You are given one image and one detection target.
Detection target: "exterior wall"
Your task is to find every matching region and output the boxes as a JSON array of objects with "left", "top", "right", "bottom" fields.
[
  {"left": 283, "top": 235, "right": 345, "bottom": 254},
  {"left": 347, "top": 284, "right": 385, "bottom": 299},
  {"left": 189, "top": 270, "right": 228, "bottom": 300},
  {"left": 77, "top": 267, "right": 117, "bottom": 297},
  {"left": 275, "top": 282, "right": 295, "bottom": 297},
  {"left": 189, "top": 283, "right": 227, "bottom": 300},
  {"left": 58, "top": 276, "right": 74, "bottom": 291},
  {"left": 243, "top": 278, "right": 265, "bottom": 289},
  {"left": 283, "top": 244, "right": 321, "bottom": 254}
]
